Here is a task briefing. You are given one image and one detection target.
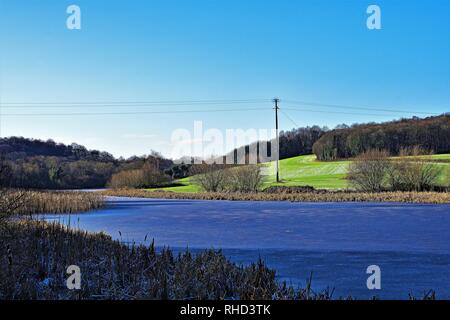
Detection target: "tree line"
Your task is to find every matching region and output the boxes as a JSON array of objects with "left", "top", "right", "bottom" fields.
[
  {"left": 0, "top": 137, "right": 116, "bottom": 162},
  {"left": 313, "top": 115, "right": 450, "bottom": 160},
  {"left": 0, "top": 137, "right": 175, "bottom": 189}
]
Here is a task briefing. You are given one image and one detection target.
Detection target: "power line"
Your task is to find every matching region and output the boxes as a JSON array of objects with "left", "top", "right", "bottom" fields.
[
  {"left": 3, "top": 98, "right": 270, "bottom": 104},
  {"left": 2, "top": 96, "right": 444, "bottom": 118},
  {"left": 1, "top": 107, "right": 270, "bottom": 117},
  {"left": 283, "top": 99, "right": 442, "bottom": 116},
  {"left": 279, "top": 109, "right": 300, "bottom": 127},
  {"left": 282, "top": 107, "right": 422, "bottom": 117},
  {"left": 1, "top": 99, "right": 271, "bottom": 108},
  {"left": 3, "top": 106, "right": 437, "bottom": 118},
  {"left": 2, "top": 97, "right": 444, "bottom": 117}
]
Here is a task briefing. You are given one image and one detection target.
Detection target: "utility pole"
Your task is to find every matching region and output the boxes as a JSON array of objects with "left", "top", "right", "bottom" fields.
[{"left": 274, "top": 98, "right": 280, "bottom": 183}]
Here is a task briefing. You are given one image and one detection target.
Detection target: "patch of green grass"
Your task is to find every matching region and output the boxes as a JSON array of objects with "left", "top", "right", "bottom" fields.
[
  {"left": 429, "top": 154, "right": 450, "bottom": 160},
  {"left": 147, "top": 154, "right": 450, "bottom": 193},
  {"left": 154, "top": 184, "right": 201, "bottom": 193},
  {"left": 261, "top": 155, "right": 350, "bottom": 190},
  {"left": 146, "top": 177, "right": 201, "bottom": 193}
]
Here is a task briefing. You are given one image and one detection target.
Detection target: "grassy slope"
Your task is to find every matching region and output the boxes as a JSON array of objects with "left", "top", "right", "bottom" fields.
[
  {"left": 148, "top": 154, "right": 450, "bottom": 193},
  {"left": 260, "top": 155, "right": 350, "bottom": 189}
]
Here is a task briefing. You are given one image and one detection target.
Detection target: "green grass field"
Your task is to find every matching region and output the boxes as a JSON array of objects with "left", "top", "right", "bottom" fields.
[
  {"left": 148, "top": 154, "right": 450, "bottom": 193},
  {"left": 260, "top": 155, "right": 350, "bottom": 189}
]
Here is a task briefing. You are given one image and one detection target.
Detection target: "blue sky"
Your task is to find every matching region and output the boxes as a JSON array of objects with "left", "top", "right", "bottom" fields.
[{"left": 0, "top": 0, "right": 449, "bottom": 158}]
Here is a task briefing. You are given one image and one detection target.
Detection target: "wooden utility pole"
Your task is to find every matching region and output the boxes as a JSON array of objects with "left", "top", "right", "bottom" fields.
[{"left": 274, "top": 98, "right": 280, "bottom": 182}]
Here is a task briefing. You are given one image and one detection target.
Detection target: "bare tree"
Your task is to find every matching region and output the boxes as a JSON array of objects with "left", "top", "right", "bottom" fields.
[
  {"left": 227, "top": 165, "right": 263, "bottom": 193},
  {"left": 190, "top": 163, "right": 227, "bottom": 192},
  {"left": 386, "top": 147, "right": 443, "bottom": 191},
  {"left": 348, "top": 149, "right": 390, "bottom": 192},
  {"left": 144, "top": 162, "right": 171, "bottom": 186}
]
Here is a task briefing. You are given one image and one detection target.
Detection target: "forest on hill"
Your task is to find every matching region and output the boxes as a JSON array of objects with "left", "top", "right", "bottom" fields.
[
  {"left": 0, "top": 137, "right": 116, "bottom": 162},
  {"left": 312, "top": 115, "right": 450, "bottom": 160},
  {"left": 0, "top": 137, "right": 173, "bottom": 189}
]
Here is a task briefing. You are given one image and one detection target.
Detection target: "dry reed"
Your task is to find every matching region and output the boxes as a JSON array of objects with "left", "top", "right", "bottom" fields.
[
  {"left": 8, "top": 191, "right": 104, "bottom": 215},
  {"left": 100, "top": 189, "right": 450, "bottom": 204},
  {"left": 0, "top": 220, "right": 332, "bottom": 300}
]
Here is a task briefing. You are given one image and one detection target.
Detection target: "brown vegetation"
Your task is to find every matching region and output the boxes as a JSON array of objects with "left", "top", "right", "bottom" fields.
[
  {"left": 0, "top": 220, "right": 332, "bottom": 300},
  {"left": 18, "top": 191, "right": 104, "bottom": 215},
  {"left": 348, "top": 150, "right": 390, "bottom": 192},
  {"left": 0, "top": 189, "right": 27, "bottom": 223},
  {"left": 108, "top": 162, "right": 172, "bottom": 189},
  {"left": 0, "top": 160, "right": 28, "bottom": 222},
  {"left": 348, "top": 148, "right": 444, "bottom": 192},
  {"left": 387, "top": 147, "right": 444, "bottom": 191},
  {"left": 1, "top": 191, "right": 103, "bottom": 217},
  {"left": 100, "top": 189, "right": 450, "bottom": 204},
  {"left": 0, "top": 137, "right": 174, "bottom": 189},
  {"left": 227, "top": 165, "right": 263, "bottom": 193},
  {"left": 190, "top": 163, "right": 229, "bottom": 192},
  {"left": 190, "top": 164, "right": 263, "bottom": 193}
]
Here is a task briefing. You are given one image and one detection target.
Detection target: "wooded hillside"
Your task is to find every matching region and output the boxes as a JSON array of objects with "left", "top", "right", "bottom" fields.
[
  {"left": 312, "top": 115, "right": 450, "bottom": 160},
  {"left": 0, "top": 137, "right": 173, "bottom": 189}
]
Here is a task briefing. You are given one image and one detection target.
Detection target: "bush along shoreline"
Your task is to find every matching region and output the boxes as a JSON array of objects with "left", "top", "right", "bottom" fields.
[{"left": 100, "top": 188, "right": 450, "bottom": 204}]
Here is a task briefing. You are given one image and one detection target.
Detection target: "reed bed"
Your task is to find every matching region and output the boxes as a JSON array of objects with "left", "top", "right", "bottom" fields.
[
  {"left": 100, "top": 189, "right": 450, "bottom": 204},
  {"left": 8, "top": 191, "right": 104, "bottom": 215},
  {"left": 0, "top": 220, "right": 334, "bottom": 300}
]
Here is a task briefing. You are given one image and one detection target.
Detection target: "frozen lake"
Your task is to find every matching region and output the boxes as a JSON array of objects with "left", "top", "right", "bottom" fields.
[{"left": 42, "top": 197, "right": 450, "bottom": 299}]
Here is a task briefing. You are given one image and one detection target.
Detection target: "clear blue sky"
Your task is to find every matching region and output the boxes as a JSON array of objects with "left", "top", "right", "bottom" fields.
[{"left": 0, "top": 0, "right": 449, "bottom": 158}]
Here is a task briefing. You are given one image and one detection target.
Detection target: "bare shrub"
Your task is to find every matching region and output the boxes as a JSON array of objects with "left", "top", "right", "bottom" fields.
[
  {"left": 385, "top": 159, "right": 407, "bottom": 191},
  {"left": 190, "top": 164, "right": 227, "bottom": 192},
  {"left": 386, "top": 147, "right": 443, "bottom": 191},
  {"left": 348, "top": 149, "right": 390, "bottom": 192},
  {"left": 418, "top": 162, "right": 444, "bottom": 191},
  {"left": 227, "top": 165, "right": 263, "bottom": 193},
  {"left": 109, "top": 162, "right": 171, "bottom": 189},
  {"left": 140, "top": 162, "right": 172, "bottom": 187},
  {"left": 108, "top": 169, "right": 143, "bottom": 188}
]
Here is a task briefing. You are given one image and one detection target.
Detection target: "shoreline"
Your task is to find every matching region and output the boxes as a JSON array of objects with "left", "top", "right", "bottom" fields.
[{"left": 99, "top": 189, "right": 450, "bottom": 204}]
